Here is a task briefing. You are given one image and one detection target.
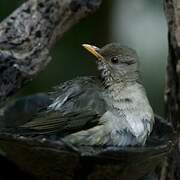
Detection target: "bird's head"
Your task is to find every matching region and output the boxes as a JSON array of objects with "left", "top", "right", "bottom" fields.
[{"left": 83, "top": 43, "right": 140, "bottom": 86}]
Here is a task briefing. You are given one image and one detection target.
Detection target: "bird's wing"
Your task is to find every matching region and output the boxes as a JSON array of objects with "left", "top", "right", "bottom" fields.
[
  {"left": 19, "top": 109, "right": 101, "bottom": 135},
  {"left": 1, "top": 93, "right": 52, "bottom": 128},
  {"left": 17, "top": 77, "right": 107, "bottom": 135}
]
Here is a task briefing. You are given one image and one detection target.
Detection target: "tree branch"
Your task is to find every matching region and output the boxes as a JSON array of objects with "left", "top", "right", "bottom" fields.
[
  {"left": 164, "top": 0, "right": 180, "bottom": 179},
  {"left": 164, "top": 0, "right": 180, "bottom": 129},
  {"left": 0, "top": 0, "right": 102, "bottom": 105}
]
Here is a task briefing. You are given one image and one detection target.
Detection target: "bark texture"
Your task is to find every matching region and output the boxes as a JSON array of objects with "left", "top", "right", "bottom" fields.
[
  {"left": 0, "top": 0, "right": 101, "bottom": 105},
  {"left": 164, "top": 0, "right": 180, "bottom": 179}
]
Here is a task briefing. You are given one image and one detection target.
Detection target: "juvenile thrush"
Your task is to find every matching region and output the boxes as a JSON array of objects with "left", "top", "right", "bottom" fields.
[{"left": 2, "top": 43, "right": 154, "bottom": 146}]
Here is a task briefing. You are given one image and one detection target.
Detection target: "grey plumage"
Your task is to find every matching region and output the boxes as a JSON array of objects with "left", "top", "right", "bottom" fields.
[
  {"left": 20, "top": 77, "right": 106, "bottom": 135},
  {"left": 2, "top": 43, "right": 154, "bottom": 147}
]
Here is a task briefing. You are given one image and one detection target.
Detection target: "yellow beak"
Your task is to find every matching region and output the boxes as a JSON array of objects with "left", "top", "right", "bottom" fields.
[{"left": 82, "top": 44, "right": 104, "bottom": 60}]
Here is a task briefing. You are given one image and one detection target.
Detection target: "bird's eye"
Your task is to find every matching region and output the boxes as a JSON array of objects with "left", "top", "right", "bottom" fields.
[{"left": 111, "top": 56, "right": 119, "bottom": 64}]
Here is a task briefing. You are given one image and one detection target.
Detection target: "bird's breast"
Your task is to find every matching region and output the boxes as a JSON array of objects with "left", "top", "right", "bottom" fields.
[
  {"left": 102, "top": 82, "right": 154, "bottom": 143},
  {"left": 103, "top": 83, "right": 134, "bottom": 112},
  {"left": 103, "top": 82, "right": 150, "bottom": 112}
]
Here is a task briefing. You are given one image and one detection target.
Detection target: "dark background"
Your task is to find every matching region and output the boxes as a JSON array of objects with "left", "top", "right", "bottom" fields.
[{"left": 0, "top": 0, "right": 167, "bottom": 117}]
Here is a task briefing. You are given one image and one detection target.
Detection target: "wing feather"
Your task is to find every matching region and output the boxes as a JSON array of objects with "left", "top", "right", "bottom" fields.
[{"left": 17, "top": 77, "right": 106, "bottom": 135}]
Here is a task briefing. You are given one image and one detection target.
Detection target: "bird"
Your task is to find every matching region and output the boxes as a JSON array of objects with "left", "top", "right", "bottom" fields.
[{"left": 1, "top": 43, "right": 154, "bottom": 147}]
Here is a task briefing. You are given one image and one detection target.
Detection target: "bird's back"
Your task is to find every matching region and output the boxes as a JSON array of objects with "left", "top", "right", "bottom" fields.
[{"left": 1, "top": 76, "right": 107, "bottom": 136}]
